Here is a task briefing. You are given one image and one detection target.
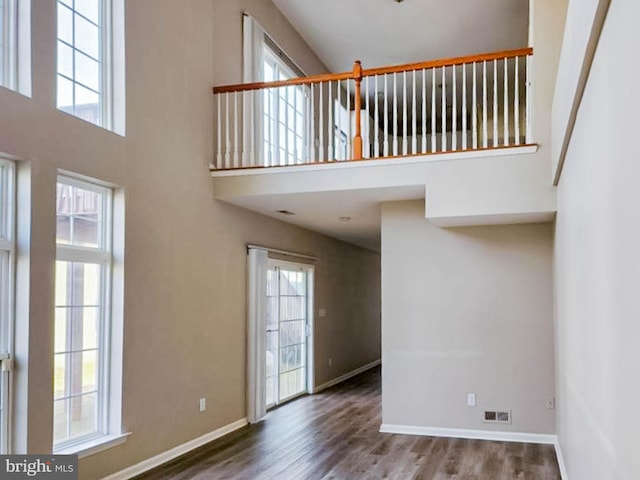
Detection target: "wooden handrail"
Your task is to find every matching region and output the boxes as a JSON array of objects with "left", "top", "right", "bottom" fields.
[
  {"left": 212, "top": 48, "right": 533, "bottom": 95},
  {"left": 213, "top": 71, "right": 354, "bottom": 94},
  {"left": 362, "top": 48, "right": 533, "bottom": 77}
]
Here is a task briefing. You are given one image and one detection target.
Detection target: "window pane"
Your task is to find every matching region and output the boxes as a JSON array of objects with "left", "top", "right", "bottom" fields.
[
  {"left": 70, "top": 350, "right": 97, "bottom": 395},
  {"left": 56, "top": 184, "right": 104, "bottom": 248},
  {"left": 54, "top": 307, "right": 68, "bottom": 354},
  {"left": 74, "top": 14, "right": 100, "bottom": 60},
  {"left": 74, "top": 84, "right": 100, "bottom": 126},
  {"left": 53, "top": 399, "right": 69, "bottom": 444},
  {"left": 57, "top": 75, "right": 74, "bottom": 112},
  {"left": 75, "top": 50, "right": 100, "bottom": 91},
  {"left": 69, "top": 393, "right": 97, "bottom": 439},
  {"left": 57, "top": 41, "right": 74, "bottom": 80},
  {"left": 75, "top": 0, "right": 100, "bottom": 24},
  {"left": 55, "top": 262, "right": 102, "bottom": 307},
  {"left": 57, "top": 3, "right": 73, "bottom": 45},
  {"left": 0, "top": 0, "right": 5, "bottom": 84},
  {"left": 71, "top": 307, "right": 99, "bottom": 351},
  {"left": 53, "top": 353, "right": 67, "bottom": 399}
]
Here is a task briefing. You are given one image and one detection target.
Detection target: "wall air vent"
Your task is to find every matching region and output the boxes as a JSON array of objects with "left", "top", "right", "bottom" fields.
[{"left": 483, "top": 410, "right": 512, "bottom": 424}]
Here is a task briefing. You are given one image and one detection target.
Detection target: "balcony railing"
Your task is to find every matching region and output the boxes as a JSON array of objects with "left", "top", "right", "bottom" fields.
[{"left": 211, "top": 48, "right": 533, "bottom": 170}]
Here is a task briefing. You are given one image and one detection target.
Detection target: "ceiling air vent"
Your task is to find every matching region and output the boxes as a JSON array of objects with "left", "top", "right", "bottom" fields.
[{"left": 484, "top": 410, "right": 512, "bottom": 424}]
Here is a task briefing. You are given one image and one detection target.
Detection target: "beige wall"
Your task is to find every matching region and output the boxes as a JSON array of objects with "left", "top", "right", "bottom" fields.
[
  {"left": 381, "top": 201, "right": 554, "bottom": 434},
  {"left": 0, "top": 0, "right": 380, "bottom": 478},
  {"left": 554, "top": 0, "right": 640, "bottom": 478},
  {"left": 212, "top": 0, "right": 328, "bottom": 86}
]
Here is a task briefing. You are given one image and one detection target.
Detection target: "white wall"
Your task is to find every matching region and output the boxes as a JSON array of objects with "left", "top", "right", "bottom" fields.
[
  {"left": 554, "top": 0, "right": 640, "bottom": 478},
  {"left": 381, "top": 201, "right": 555, "bottom": 435},
  {"left": 0, "top": 0, "right": 380, "bottom": 478}
]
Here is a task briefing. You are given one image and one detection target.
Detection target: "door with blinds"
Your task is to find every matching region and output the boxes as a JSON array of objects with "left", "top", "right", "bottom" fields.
[{"left": 265, "top": 261, "right": 312, "bottom": 408}]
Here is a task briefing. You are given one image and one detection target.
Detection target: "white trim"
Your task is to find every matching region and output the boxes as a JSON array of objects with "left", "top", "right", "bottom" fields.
[
  {"left": 312, "top": 359, "right": 381, "bottom": 394},
  {"left": 379, "top": 424, "right": 557, "bottom": 445},
  {"left": 552, "top": 0, "right": 611, "bottom": 185},
  {"left": 56, "top": 432, "right": 130, "bottom": 459},
  {"left": 554, "top": 438, "right": 569, "bottom": 480},
  {"left": 211, "top": 145, "right": 538, "bottom": 177},
  {"left": 101, "top": 418, "right": 248, "bottom": 480}
]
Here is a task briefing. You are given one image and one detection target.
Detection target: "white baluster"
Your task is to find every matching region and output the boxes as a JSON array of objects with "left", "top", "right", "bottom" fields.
[
  {"left": 482, "top": 61, "right": 488, "bottom": 148},
  {"left": 365, "top": 76, "right": 371, "bottom": 159},
  {"left": 441, "top": 66, "right": 447, "bottom": 152},
  {"left": 337, "top": 81, "right": 342, "bottom": 159},
  {"left": 234, "top": 92, "right": 239, "bottom": 167},
  {"left": 374, "top": 75, "right": 380, "bottom": 158},
  {"left": 310, "top": 83, "right": 315, "bottom": 163},
  {"left": 403, "top": 71, "right": 408, "bottom": 155},
  {"left": 526, "top": 54, "right": 532, "bottom": 144},
  {"left": 422, "top": 69, "right": 427, "bottom": 154},
  {"left": 393, "top": 73, "right": 398, "bottom": 156},
  {"left": 462, "top": 63, "right": 468, "bottom": 150},
  {"left": 384, "top": 75, "right": 389, "bottom": 157},
  {"left": 452, "top": 64, "right": 457, "bottom": 151},
  {"left": 328, "top": 81, "right": 334, "bottom": 161},
  {"left": 515, "top": 57, "right": 521, "bottom": 145},
  {"left": 250, "top": 90, "right": 255, "bottom": 166},
  {"left": 431, "top": 68, "right": 436, "bottom": 153},
  {"left": 472, "top": 62, "right": 478, "bottom": 149},
  {"left": 493, "top": 59, "right": 498, "bottom": 147},
  {"left": 347, "top": 80, "right": 352, "bottom": 159},
  {"left": 319, "top": 83, "right": 324, "bottom": 162},
  {"left": 225, "top": 92, "right": 230, "bottom": 168},
  {"left": 216, "top": 95, "right": 222, "bottom": 168},
  {"left": 412, "top": 70, "right": 417, "bottom": 155},
  {"left": 504, "top": 57, "right": 510, "bottom": 147}
]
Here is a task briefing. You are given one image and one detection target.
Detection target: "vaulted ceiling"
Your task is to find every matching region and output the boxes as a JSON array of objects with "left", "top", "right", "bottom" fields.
[{"left": 271, "top": 0, "right": 530, "bottom": 73}]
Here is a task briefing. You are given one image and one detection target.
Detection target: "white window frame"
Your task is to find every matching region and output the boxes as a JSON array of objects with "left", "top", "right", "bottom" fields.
[
  {"left": 0, "top": 0, "right": 18, "bottom": 89},
  {"left": 0, "top": 159, "right": 15, "bottom": 455},
  {"left": 56, "top": 0, "right": 114, "bottom": 129},
  {"left": 53, "top": 175, "right": 115, "bottom": 453}
]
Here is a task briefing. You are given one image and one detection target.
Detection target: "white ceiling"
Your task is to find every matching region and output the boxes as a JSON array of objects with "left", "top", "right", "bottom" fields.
[
  {"left": 272, "top": 0, "right": 530, "bottom": 73},
  {"left": 226, "top": 186, "right": 426, "bottom": 252}
]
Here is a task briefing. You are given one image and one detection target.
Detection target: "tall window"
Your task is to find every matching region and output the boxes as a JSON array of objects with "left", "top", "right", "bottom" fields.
[
  {"left": 56, "top": 0, "right": 111, "bottom": 128},
  {"left": 0, "top": 159, "right": 15, "bottom": 454},
  {"left": 0, "top": 0, "right": 16, "bottom": 89},
  {"left": 262, "top": 46, "right": 308, "bottom": 166},
  {"left": 54, "top": 177, "right": 112, "bottom": 450}
]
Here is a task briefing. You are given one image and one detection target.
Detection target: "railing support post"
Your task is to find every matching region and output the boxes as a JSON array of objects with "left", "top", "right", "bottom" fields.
[{"left": 352, "top": 60, "right": 363, "bottom": 160}]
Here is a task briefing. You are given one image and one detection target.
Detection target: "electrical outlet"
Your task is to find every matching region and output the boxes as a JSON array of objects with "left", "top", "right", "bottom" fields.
[
  {"left": 546, "top": 398, "right": 555, "bottom": 410},
  {"left": 328, "top": 357, "right": 332, "bottom": 367},
  {"left": 199, "top": 398, "right": 206, "bottom": 412},
  {"left": 467, "top": 393, "right": 477, "bottom": 407}
]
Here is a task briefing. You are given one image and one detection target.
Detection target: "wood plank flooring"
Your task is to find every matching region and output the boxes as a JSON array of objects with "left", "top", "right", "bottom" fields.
[{"left": 135, "top": 367, "right": 561, "bottom": 479}]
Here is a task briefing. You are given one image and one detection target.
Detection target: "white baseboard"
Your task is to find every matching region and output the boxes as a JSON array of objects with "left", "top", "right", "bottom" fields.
[
  {"left": 312, "top": 359, "right": 381, "bottom": 393},
  {"left": 101, "top": 418, "right": 248, "bottom": 480},
  {"left": 554, "top": 438, "right": 569, "bottom": 480},
  {"left": 379, "top": 424, "right": 557, "bottom": 445}
]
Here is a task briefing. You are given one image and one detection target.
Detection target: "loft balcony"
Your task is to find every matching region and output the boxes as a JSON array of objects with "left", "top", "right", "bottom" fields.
[
  {"left": 211, "top": 48, "right": 534, "bottom": 172},
  {"left": 210, "top": 48, "right": 555, "bottom": 250}
]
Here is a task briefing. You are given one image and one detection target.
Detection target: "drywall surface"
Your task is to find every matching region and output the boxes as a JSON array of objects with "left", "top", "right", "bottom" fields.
[
  {"left": 381, "top": 201, "right": 554, "bottom": 434},
  {"left": 554, "top": 0, "right": 640, "bottom": 478}
]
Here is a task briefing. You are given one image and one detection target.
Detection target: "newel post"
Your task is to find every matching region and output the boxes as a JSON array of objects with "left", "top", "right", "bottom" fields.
[{"left": 352, "top": 60, "right": 363, "bottom": 160}]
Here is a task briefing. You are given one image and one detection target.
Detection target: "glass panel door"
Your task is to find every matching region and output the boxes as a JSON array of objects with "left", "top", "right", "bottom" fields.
[{"left": 265, "top": 262, "right": 309, "bottom": 408}]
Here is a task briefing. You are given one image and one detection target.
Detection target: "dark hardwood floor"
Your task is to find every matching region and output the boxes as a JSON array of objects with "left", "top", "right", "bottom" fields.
[{"left": 135, "top": 367, "right": 561, "bottom": 479}]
